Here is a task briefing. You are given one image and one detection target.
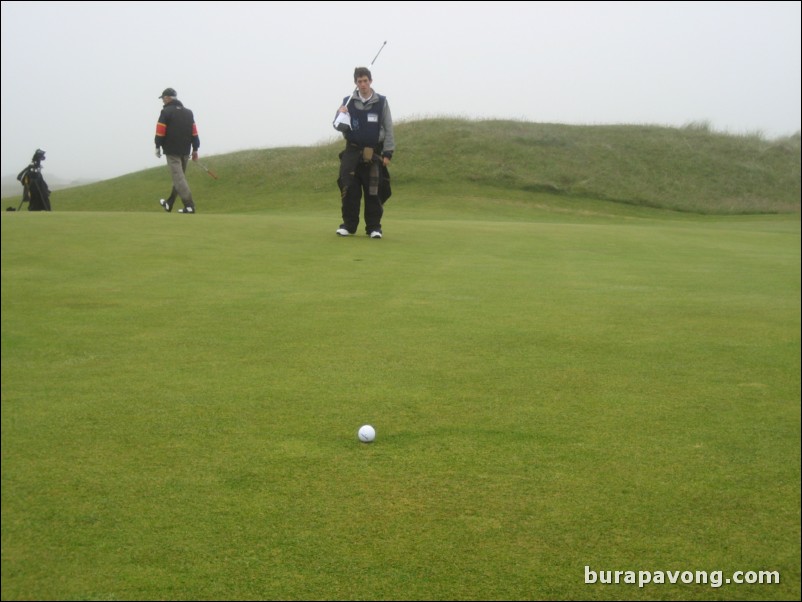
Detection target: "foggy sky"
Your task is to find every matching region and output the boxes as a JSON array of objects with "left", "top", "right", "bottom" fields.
[{"left": 1, "top": 0, "right": 799, "bottom": 181}]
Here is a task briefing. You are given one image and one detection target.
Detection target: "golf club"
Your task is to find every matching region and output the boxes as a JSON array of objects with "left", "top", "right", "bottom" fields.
[
  {"left": 193, "top": 159, "right": 218, "bottom": 179},
  {"left": 334, "top": 41, "right": 387, "bottom": 131},
  {"left": 369, "top": 40, "right": 387, "bottom": 67}
]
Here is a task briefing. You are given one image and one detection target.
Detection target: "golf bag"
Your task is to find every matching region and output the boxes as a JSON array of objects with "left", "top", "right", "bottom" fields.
[{"left": 16, "top": 149, "right": 52, "bottom": 211}]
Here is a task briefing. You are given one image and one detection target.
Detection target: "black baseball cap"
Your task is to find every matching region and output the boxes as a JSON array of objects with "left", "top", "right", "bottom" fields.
[{"left": 159, "top": 88, "right": 177, "bottom": 98}]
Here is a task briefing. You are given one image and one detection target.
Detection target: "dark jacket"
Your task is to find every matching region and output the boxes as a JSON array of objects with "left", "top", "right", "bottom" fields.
[{"left": 155, "top": 99, "right": 200, "bottom": 156}]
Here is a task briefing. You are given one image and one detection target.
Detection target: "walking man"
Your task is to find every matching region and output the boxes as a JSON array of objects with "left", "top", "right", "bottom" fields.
[{"left": 155, "top": 87, "right": 200, "bottom": 214}]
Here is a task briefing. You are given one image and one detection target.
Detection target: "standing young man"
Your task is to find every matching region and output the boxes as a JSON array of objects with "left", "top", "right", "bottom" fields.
[
  {"left": 155, "top": 87, "right": 200, "bottom": 214},
  {"left": 333, "top": 67, "right": 394, "bottom": 238}
]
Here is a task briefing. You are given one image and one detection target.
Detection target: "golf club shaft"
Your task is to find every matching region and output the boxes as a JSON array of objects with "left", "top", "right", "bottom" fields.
[
  {"left": 369, "top": 40, "right": 387, "bottom": 67},
  {"left": 194, "top": 160, "right": 218, "bottom": 179}
]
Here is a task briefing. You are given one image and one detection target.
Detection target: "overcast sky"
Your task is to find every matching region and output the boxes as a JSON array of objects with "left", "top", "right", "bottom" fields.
[{"left": 1, "top": 0, "right": 800, "bottom": 181}]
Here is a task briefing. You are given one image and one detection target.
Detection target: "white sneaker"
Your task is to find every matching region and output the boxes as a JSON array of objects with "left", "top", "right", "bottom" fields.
[
  {"left": 336, "top": 228, "right": 352, "bottom": 236},
  {"left": 178, "top": 206, "right": 195, "bottom": 214},
  {"left": 369, "top": 231, "right": 383, "bottom": 239}
]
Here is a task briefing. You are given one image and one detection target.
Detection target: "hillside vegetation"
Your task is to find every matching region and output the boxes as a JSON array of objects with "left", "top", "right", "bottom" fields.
[{"left": 12, "top": 119, "right": 801, "bottom": 215}]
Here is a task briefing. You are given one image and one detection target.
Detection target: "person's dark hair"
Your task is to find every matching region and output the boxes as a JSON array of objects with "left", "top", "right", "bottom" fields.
[{"left": 353, "top": 67, "right": 372, "bottom": 82}]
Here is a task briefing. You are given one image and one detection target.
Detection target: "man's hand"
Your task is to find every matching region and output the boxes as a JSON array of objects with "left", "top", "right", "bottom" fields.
[
  {"left": 191, "top": 151, "right": 198, "bottom": 161},
  {"left": 155, "top": 147, "right": 161, "bottom": 158}
]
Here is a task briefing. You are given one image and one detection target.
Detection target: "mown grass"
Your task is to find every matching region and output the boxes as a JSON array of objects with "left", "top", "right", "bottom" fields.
[{"left": 2, "top": 120, "right": 800, "bottom": 600}]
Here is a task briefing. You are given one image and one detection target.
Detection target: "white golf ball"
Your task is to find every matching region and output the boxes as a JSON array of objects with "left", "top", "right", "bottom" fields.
[{"left": 358, "top": 424, "right": 376, "bottom": 443}]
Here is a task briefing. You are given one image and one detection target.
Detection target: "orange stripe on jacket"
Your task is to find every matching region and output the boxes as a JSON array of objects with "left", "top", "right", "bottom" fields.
[{"left": 155, "top": 122, "right": 167, "bottom": 136}]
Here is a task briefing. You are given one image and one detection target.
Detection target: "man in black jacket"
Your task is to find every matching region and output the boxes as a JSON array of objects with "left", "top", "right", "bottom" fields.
[{"left": 155, "top": 88, "right": 200, "bottom": 214}]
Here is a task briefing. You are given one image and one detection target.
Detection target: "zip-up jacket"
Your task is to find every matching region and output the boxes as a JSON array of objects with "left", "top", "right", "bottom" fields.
[{"left": 155, "top": 99, "right": 200, "bottom": 156}]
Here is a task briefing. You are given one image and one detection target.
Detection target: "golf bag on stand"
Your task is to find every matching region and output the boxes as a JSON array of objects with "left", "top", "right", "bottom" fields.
[{"left": 16, "top": 149, "right": 52, "bottom": 211}]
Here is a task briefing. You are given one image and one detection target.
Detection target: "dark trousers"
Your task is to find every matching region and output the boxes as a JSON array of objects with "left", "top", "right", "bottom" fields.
[{"left": 339, "top": 149, "right": 383, "bottom": 234}]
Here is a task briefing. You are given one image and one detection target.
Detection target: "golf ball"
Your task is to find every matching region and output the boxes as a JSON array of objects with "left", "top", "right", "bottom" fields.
[{"left": 358, "top": 424, "right": 376, "bottom": 443}]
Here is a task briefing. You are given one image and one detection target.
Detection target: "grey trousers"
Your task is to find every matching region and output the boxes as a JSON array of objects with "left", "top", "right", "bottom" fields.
[{"left": 166, "top": 154, "right": 194, "bottom": 208}]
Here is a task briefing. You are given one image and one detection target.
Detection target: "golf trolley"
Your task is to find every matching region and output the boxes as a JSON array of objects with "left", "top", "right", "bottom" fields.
[{"left": 14, "top": 149, "right": 52, "bottom": 211}]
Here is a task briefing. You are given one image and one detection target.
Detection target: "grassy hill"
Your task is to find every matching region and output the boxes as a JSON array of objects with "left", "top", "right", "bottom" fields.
[
  {"left": 1, "top": 173, "right": 99, "bottom": 199},
  {"left": 8, "top": 119, "right": 800, "bottom": 216}
]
